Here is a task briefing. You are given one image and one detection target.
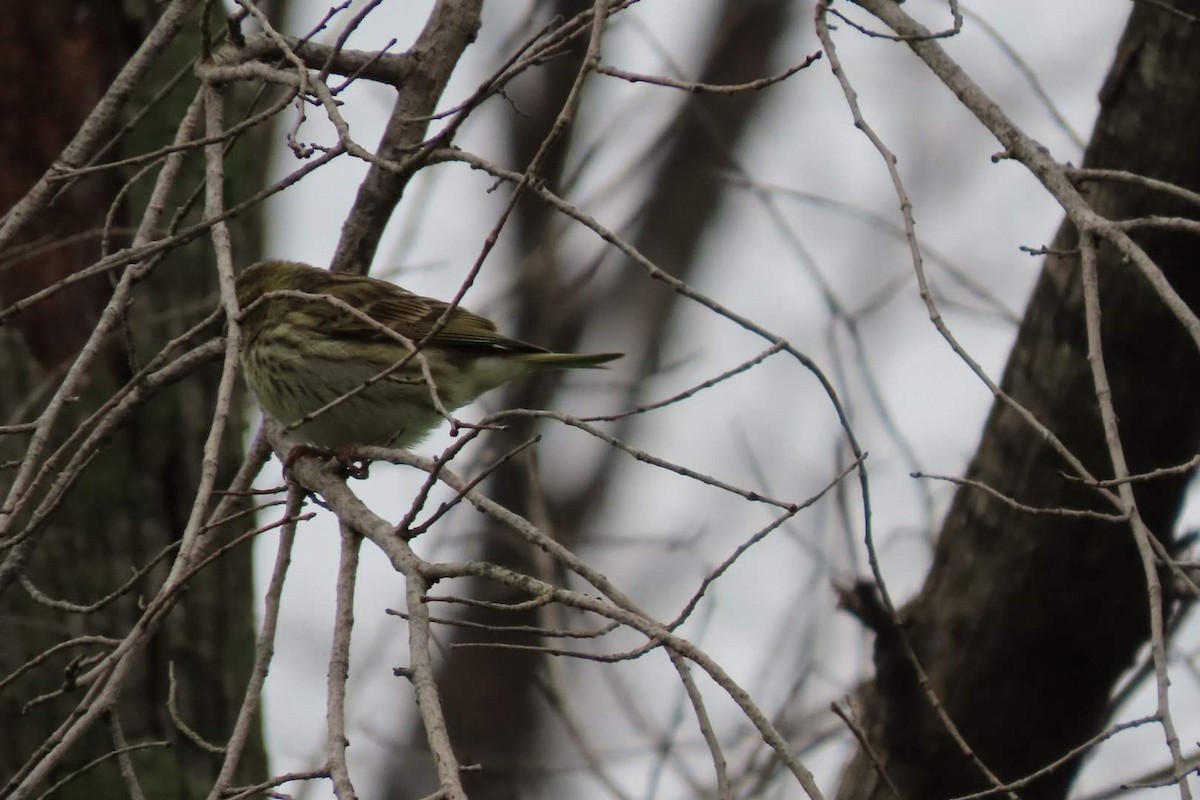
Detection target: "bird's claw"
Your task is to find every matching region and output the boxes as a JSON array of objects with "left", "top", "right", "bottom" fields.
[{"left": 331, "top": 447, "right": 371, "bottom": 480}]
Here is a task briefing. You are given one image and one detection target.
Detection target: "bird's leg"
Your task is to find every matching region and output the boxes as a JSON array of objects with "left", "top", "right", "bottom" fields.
[{"left": 282, "top": 444, "right": 328, "bottom": 481}]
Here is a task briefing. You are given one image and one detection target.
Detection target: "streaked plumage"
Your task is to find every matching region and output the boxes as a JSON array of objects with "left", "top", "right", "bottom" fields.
[{"left": 235, "top": 260, "right": 621, "bottom": 449}]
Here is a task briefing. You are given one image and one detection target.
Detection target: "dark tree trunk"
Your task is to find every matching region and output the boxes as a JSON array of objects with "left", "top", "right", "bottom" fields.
[
  {"left": 836, "top": 3, "right": 1200, "bottom": 799},
  {"left": 0, "top": 2, "right": 273, "bottom": 794}
]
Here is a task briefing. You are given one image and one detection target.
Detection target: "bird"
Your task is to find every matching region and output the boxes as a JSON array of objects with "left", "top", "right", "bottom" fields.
[{"left": 234, "top": 260, "right": 621, "bottom": 451}]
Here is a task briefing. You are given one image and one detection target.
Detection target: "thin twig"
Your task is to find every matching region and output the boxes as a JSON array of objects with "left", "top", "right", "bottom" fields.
[{"left": 326, "top": 526, "right": 360, "bottom": 800}]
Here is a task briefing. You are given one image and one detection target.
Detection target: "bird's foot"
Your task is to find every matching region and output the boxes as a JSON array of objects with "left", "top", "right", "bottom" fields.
[
  {"left": 282, "top": 445, "right": 371, "bottom": 481},
  {"left": 330, "top": 446, "right": 370, "bottom": 480}
]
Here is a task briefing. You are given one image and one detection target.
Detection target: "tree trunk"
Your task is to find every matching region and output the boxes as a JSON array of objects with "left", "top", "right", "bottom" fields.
[
  {"left": 0, "top": 2, "right": 273, "bottom": 794},
  {"left": 836, "top": 3, "right": 1200, "bottom": 799}
]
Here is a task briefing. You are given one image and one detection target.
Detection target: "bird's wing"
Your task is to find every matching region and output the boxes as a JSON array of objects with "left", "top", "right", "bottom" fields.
[{"left": 326, "top": 278, "right": 546, "bottom": 353}]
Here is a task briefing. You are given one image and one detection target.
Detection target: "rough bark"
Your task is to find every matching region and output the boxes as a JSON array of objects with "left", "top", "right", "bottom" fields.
[{"left": 836, "top": 4, "right": 1200, "bottom": 799}]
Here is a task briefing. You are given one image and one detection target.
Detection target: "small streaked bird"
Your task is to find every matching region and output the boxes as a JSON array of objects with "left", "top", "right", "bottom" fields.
[{"left": 234, "top": 260, "right": 622, "bottom": 450}]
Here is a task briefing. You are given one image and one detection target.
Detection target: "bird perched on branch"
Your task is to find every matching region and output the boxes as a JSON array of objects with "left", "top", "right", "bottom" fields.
[{"left": 234, "top": 260, "right": 621, "bottom": 451}]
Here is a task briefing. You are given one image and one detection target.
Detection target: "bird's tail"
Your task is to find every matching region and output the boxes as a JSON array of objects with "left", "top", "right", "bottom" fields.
[{"left": 519, "top": 351, "right": 623, "bottom": 370}]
